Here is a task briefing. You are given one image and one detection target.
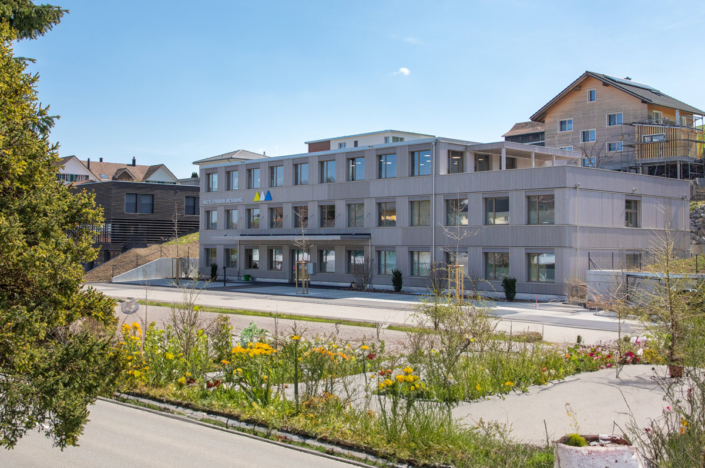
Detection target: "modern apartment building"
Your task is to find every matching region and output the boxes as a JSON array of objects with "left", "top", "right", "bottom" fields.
[
  {"left": 196, "top": 131, "right": 690, "bottom": 298},
  {"left": 508, "top": 71, "right": 705, "bottom": 179}
]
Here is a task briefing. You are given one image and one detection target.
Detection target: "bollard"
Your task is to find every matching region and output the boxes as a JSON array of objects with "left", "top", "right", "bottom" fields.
[{"left": 223, "top": 265, "right": 227, "bottom": 287}]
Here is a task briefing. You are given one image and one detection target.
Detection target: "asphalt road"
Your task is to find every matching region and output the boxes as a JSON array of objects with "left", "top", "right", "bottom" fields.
[{"left": 0, "top": 399, "right": 355, "bottom": 468}]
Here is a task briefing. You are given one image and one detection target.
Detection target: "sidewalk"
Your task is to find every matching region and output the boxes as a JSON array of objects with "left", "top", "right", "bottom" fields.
[{"left": 91, "top": 281, "right": 642, "bottom": 344}]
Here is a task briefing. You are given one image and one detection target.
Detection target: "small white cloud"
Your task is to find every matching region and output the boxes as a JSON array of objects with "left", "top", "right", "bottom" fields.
[
  {"left": 403, "top": 37, "right": 424, "bottom": 45},
  {"left": 394, "top": 67, "right": 410, "bottom": 76}
]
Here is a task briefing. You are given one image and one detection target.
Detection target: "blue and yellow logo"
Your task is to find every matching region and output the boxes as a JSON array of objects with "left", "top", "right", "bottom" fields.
[{"left": 254, "top": 191, "right": 272, "bottom": 202}]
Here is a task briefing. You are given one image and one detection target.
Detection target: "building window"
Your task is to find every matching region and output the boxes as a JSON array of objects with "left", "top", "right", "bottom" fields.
[
  {"left": 485, "top": 252, "right": 509, "bottom": 280},
  {"left": 293, "top": 249, "right": 310, "bottom": 263},
  {"left": 652, "top": 110, "right": 663, "bottom": 122},
  {"left": 583, "top": 157, "right": 597, "bottom": 168},
  {"left": 347, "top": 250, "right": 364, "bottom": 274},
  {"left": 410, "top": 200, "right": 431, "bottom": 226},
  {"left": 505, "top": 157, "right": 517, "bottom": 170},
  {"left": 607, "top": 142, "right": 623, "bottom": 152},
  {"left": 378, "top": 250, "right": 396, "bottom": 275},
  {"left": 293, "top": 206, "right": 308, "bottom": 228},
  {"left": 475, "top": 154, "right": 492, "bottom": 172},
  {"left": 485, "top": 197, "right": 509, "bottom": 225},
  {"left": 294, "top": 163, "right": 309, "bottom": 185},
  {"left": 270, "top": 166, "right": 283, "bottom": 187},
  {"left": 587, "top": 89, "right": 596, "bottom": 102},
  {"left": 226, "top": 209, "right": 237, "bottom": 229},
  {"left": 227, "top": 171, "right": 238, "bottom": 191},
  {"left": 446, "top": 250, "right": 468, "bottom": 271},
  {"left": 225, "top": 248, "right": 237, "bottom": 268},
  {"left": 559, "top": 146, "right": 573, "bottom": 151},
  {"left": 448, "top": 150, "right": 464, "bottom": 174},
  {"left": 247, "top": 208, "right": 260, "bottom": 229},
  {"left": 125, "top": 193, "right": 153, "bottom": 214},
  {"left": 384, "top": 136, "right": 390, "bottom": 144},
  {"left": 338, "top": 142, "right": 346, "bottom": 149},
  {"left": 378, "top": 202, "right": 397, "bottom": 227},
  {"left": 125, "top": 193, "right": 137, "bottom": 213},
  {"left": 528, "top": 195, "right": 554, "bottom": 224},
  {"left": 411, "top": 150, "right": 432, "bottom": 176},
  {"left": 320, "top": 160, "right": 336, "bottom": 183},
  {"left": 348, "top": 157, "right": 365, "bottom": 181},
  {"left": 446, "top": 198, "right": 468, "bottom": 226},
  {"left": 626, "top": 252, "right": 642, "bottom": 270},
  {"left": 625, "top": 200, "right": 639, "bottom": 227},
  {"left": 269, "top": 207, "right": 283, "bottom": 228},
  {"left": 207, "top": 173, "right": 218, "bottom": 192},
  {"left": 354, "top": 140, "right": 358, "bottom": 147},
  {"left": 580, "top": 129, "right": 596, "bottom": 143},
  {"left": 246, "top": 249, "right": 259, "bottom": 269},
  {"left": 268, "top": 248, "right": 283, "bottom": 270},
  {"left": 206, "top": 210, "right": 217, "bottom": 230},
  {"left": 320, "top": 205, "right": 335, "bottom": 228},
  {"left": 393, "top": 136, "right": 404, "bottom": 142},
  {"left": 607, "top": 113, "right": 623, "bottom": 127},
  {"left": 378, "top": 154, "right": 397, "bottom": 179},
  {"left": 411, "top": 251, "right": 431, "bottom": 276},
  {"left": 558, "top": 119, "right": 573, "bottom": 132},
  {"left": 205, "top": 248, "right": 216, "bottom": 267},
  {"left": 320, "top": 250, "right": 335, "bottom": 273},
  {"left": 642, "top": 133, "right": 666, "bottom": 143},
  {"left": 347, "top": 203, "right": 365, "bottom": 227},
  {"left": 185, "top": 196, "right": 199, "bottom": 215},
  {"left": 247, "top": 168, "right": 260, "bottom": 189},
  {"left": 528, "top": 253, "right": 555, "bottom": 282}
]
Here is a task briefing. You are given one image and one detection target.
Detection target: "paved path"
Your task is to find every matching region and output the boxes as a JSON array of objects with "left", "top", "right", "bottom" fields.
[
  {"left": 0, "top": 399, "right": 354, "bottom": 468},
  {"left": 452, "top": 365, "right": 667, "bottom": 444},
  {"left": 91, "top": 281, "right": 642, "bottom": 344}
]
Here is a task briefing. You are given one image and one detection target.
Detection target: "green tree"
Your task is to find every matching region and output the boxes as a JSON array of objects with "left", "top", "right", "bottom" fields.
[
  {"left": 0, "top": 0, "right": 67, "bottom": 40},
  {"left": 0, "top": 21, "right": 122, "bottom": 449}
]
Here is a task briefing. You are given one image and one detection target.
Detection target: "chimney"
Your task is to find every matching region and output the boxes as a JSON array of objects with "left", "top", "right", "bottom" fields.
[
  {"left": 132, "top": 157, "right": 136, "bottom": 167},
  {"left": 99, "top": 157, "right": 103, "bottom": 162},
  {"left": 87, "top": 158, "right": 90, "bottom": 169}
]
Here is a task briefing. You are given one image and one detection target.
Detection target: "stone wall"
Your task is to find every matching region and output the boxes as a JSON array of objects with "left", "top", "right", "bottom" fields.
[{"left": 690, "top": 204, "right": 705, "bottom": 245}]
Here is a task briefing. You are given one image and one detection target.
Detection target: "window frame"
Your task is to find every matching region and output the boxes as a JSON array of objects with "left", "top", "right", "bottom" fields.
[
  {"left": 125, "top": 193, "right": 137, "bottom": 213},
  {"left": 348, "top": 157, "right": 365, "bottom": 181},
  {"left": 607, "top": 113, "right": 623, "bottom": 127},
  {"left": 448, "top": 150, "right": 464, "bottom": 174},
  {"left": 246, "top": 248, "right": 260, "bottom": 269},
  {"left": 411, "top": 150, "right": 432, "bottom": 176},
  {"left": 347, "top": 203, "right": 365, "bottom": 227},
  {"left": 269, "top": 166, "right": 284, "bottom": 187},
  {"left": 410, "top": 251, "right": 431, "bottom": 276},
  {"left": 320, "top": 160, "right": 336, "bottom": 183},
  {"left": 247, "top": 208, "right": 260, "bottom": 229},
  {"left": 642, "top": 133, "right": 666, "bottom": 143},
  {"left": 378, "top": 250, "right": 397, "bottom": 275},
  {"left": 185, "top": 196, "right": 199, "bottom": 215},
  {"left": 225, "top": 248, "right": 237, "bottom": 268},
  {"left": 528, "top": 252, "right": 555, "bottom": 283},
  {"left": 139, "top": 194, "right": 154, "bottom": 214},
  {"left": 294, "top": 163, "right": 309, "bottom": 185},
  {"left": 269, "top": 206, "right": 283, "bottom": 229},
  {"left": 268, "top": 248, "right": 283, "bottom": 271},
  {"left": 485, "top": 252, "right": 510, "bottom": 280},
  {"left": 319, "top": 249, "right": 335, "bottom": 273},
  {"left": 293, "top": 205, "right": 308, "bottom": 228},
  {"left": 207, "top": 172, "right": 218, "bottom": 192},
  {"left": 410, "top": 200, "right": 431, "bottom": 226},
  {"left": 204, "top": 248, "right": 217, "bottom": 267},
  {"left": 378, "top": 154, "right": 397, "bottom": 179},
  {"left": 320, "top": 205, "right": 335, "bottom": 228},
  {"left": 227, "top": 170, "right": 238, "bottom": 191},
  {"left": 580, "top": 129, "right": 597, "bottom": 143},
  {"left": 527, "top": 195, "right": 555, "bottom": 225},
  {"left": 206, "top": 210, "right": 218, "bottom": 230},
  {"left": 347, "top": 250, "right": 364, "bottom": 274},
  {"left": 446, "top": 198, "right": 469, "bottom": 226},
  {"left": 377, "top": 201, "right": 397, "bottom": 227},
  {"left": 607, "top": 141, "right": 623, "bottom": 152},
  {"left": 625, "top": 199, "right": 639, "bottom": 228},
  {"left": 558, "top": 119, "right": 573, "bottom": 133},
  {"left": 587, "top": 89, "right": 596, "bottom": 102},
  {"left": 484, "top": 197, "right": 509, "bottom": 225},
  {"left": 247, "top": 168, "right": 260, "bottom": 189},
  {"left": 226, "top": 208, "right": 237, "bottom": 229},
  {"left": 475, "top": 154, "right": 492, "bottom": 172}
]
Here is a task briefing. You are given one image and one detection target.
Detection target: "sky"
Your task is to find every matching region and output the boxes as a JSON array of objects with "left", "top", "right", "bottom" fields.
[{"left": 14, "top": 0, "right": 705, "bottom": 178}]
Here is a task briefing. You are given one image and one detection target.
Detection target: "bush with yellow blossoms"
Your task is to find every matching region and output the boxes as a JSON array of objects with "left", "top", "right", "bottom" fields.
[{"left": 222, "top": 342, "right": 278, "bottom": 406}]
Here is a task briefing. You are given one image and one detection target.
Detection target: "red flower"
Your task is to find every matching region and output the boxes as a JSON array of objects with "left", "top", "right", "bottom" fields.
[{"left": 366, "top": 353, "right": 376, "bottom": 360}]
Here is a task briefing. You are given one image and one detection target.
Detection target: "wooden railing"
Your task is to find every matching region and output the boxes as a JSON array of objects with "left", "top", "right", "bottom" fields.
[{"left": 635, "top": 124, "right": 704, "bottom": 160}]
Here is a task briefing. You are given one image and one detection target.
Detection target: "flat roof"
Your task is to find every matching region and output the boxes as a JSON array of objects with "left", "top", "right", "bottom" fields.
[
  {"left": 213, "top": 234, "right": 371, "bottom": 241},
  {"left": 304, "top": 129, "right": 435, "bottom": 144}
]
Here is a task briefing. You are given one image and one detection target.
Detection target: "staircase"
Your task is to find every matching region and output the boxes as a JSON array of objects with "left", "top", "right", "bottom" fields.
[{"left": 84, "top": 242, "right": 199, "bottom": 282}]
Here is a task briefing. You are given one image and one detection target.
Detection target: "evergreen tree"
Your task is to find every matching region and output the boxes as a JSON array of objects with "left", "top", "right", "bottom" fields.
[{"left": 0, "top": 16, "right": 122, "bottom": 449}]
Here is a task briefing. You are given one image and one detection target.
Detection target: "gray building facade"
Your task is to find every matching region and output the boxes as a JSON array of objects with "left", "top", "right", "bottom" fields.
[{"left": 196, "top": 136, "right": 690, "bottom": 299}]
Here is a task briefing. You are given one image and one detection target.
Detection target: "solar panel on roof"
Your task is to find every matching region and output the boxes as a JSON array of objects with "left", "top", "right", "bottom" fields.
[{"left": 604, "top": 75, "right": 659, "bottom": 92}]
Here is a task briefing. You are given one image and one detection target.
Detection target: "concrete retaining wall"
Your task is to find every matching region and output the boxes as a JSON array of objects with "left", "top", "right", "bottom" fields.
[
  {"left": 113, "top": 258, "right": 198, "bottom": 283},
  {"left": 586, "top": 270, "right": 624, "bottom": 302}
]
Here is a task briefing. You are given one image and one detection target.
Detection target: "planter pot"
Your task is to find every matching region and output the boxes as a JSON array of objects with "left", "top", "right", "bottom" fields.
[
  {"left": 669, "top": 365, "right": 684, "bottom": 378},
  {"left": 555, "top": 435, "right": 642, "bottom": 468}
]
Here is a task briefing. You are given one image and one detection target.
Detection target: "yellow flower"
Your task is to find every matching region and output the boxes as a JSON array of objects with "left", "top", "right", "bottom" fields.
[
  {"left": 403, "top": 366, "right": 413, "bottom": 374},
  {"left": 221, "top": 359, "right": 230, "bottom": 365},
  {"left": 177, "top": 377, "right": 186, "bottom": 385},
  {"left": 360, "top": 345, "right": 369, "bottom": 350},
  {"left": 505, "top": 381, "right": 513, "bottom": 387},
  {"left": 476, "top": 384, "right": 482, "bottom": 391},
  {"left": 395, "top": 375, "right": 405, "bottom": 383},
  {"left": 291, "top": 335, "right": 301, "bottom": 341},
  {"left": 186, "top": 372, "right": 192, "bottom": 377},
  {"left": 165, "top": 352, "right": 175, "bottom": 360}
]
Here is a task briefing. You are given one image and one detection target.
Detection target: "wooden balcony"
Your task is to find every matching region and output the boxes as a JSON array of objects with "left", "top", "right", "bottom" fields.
[{"left": 635, "top": 124, "right": 704, "bottom": 160}]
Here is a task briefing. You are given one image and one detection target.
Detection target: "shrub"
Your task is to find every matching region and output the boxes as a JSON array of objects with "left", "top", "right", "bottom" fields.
[
  {"left": 210, "top": 263, "right": 218, "bottom": 281},
  {"left": 501, "top": 277, "right": 517, "bottom": 302},
  {"left": 564, "top": 433, "right": 587, "bottom": 447},
  {"left": 391, "top": 269, "right": 403, "bottom": 292}
]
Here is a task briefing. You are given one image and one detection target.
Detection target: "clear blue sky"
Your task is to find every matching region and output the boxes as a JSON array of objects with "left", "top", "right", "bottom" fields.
[{"left": 15, "top": 0, "right": 705, "bottom": 178}]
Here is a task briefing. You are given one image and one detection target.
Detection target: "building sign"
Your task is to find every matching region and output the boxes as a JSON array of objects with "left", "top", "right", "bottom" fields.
[
  {"left": 253, "top": 191, "right": 272, "bottom": 202},
  {"left": 202, "top": 197, "right": 244, "bottom": 205}
]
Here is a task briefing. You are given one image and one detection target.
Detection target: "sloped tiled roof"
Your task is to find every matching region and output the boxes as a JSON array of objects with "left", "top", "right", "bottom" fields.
[
  {"left": 502, "top": 121, "right": 545, "bottom": 137},
  {"left": 531, "top": 71, "right": 705, "bottom": 122},
  {"left": 57, "top": 156, "right": 178, "bottom": 183},
  {"left": 193, "top": 149, "right": 267, "bottom": 165}
]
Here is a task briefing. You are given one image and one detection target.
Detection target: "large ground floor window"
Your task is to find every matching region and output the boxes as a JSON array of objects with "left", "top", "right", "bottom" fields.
[
  {"left": 246, "top": 248, "right": 260, "bottom": 269},
  {"left": 528, "top": 253, "right": 555, "bottom": 282},
  {"left": 410, "top": 251, "right": 431, "bottom": 276}
]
